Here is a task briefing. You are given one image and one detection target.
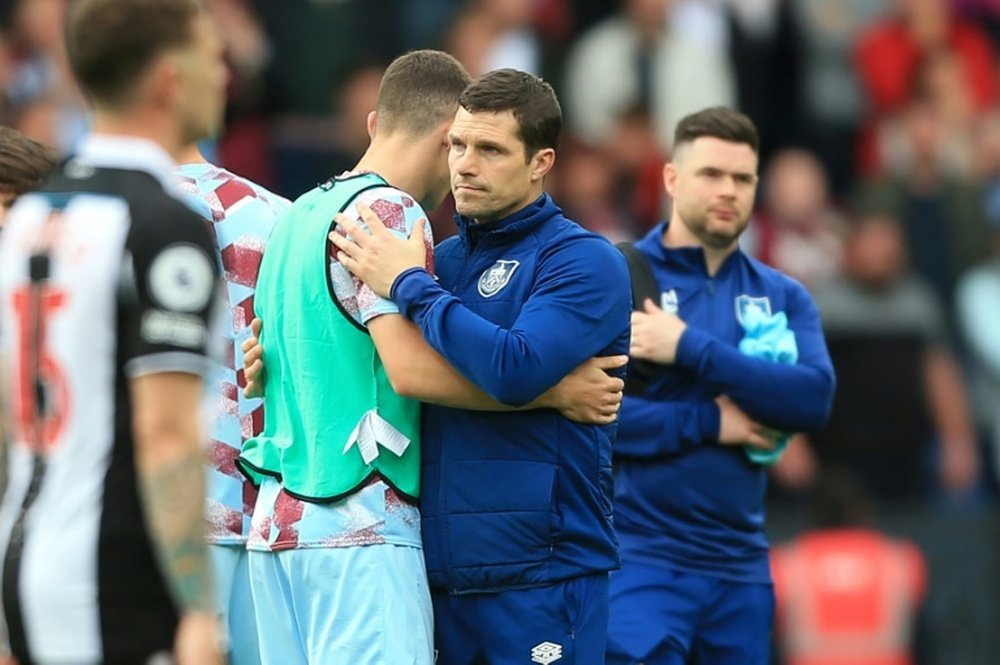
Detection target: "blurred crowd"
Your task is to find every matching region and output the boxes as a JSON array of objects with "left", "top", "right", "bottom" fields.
[{"left": 2, "top": 0, "right": 1000, "bottom": 661}]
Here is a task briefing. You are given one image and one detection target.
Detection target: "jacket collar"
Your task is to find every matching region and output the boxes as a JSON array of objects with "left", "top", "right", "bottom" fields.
[
  {"left": 456, "top": 193, "right": 562, "bottom": 248},
  {"left": 637, "top": 221, "right": 743, "bottom": 278}
]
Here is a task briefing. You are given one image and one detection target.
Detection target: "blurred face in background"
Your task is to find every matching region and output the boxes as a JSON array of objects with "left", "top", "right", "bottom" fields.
[
  {"left": 764, "top": 149, "right": 829, "bottom": 225},
  {"left": 665, "top": 136, "right": 758, "bottom": 250},
  {"left": 12, "top": 0, "right": 67, "bottom": 53},
  {"left": 337, "top": 66, "right": 385, "bottom": 158},
  {"left": 559, "top": 145, "right": 614, "bottom": 207},
  {"left": 608, "top": 108, "right": 660, "bottom": 170},
  {"left": 481, "top": 0, "right": 534, "bottom": 27},
  {"left": 897, "top": 0, "right": 949, "bottom": 46},
  {"left": 902, "top": 100, "right": 945, "bottom": 165},
  {"left": 626, "top": 0, "right": 671, "bottom": 29},
  {"left": 845, "top": 215, "right": 907, "bottom": 288}
]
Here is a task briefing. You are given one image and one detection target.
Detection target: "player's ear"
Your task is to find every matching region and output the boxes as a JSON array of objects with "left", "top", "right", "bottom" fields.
[
  {"left": 530, "top": 148, "right": 555, "bottom": 183},
  {"left": 436, "top": 116, "right": 452, "bottom": 150},
  {"left": 367, "top": 111, "right": 378, "bottom": 139},
  {"left": 663, "top": 162, "right": 679, "bottom": 199},
  {"left": 144, "top": 53, "right": 181, "bottom": 113}
]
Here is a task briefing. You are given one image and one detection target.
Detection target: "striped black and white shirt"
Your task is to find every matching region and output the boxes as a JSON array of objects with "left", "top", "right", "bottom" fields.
[{"left": 0, "top": 135, "right": 221, "bottom": 664}]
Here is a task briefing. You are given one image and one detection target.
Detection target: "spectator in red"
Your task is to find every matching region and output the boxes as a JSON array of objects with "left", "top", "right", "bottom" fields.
[
  {"left": 771, "top": 472, "right": 928, "bottom": 665},
  {"left": 854, "top": 0, "right": 999, "bottom": 174}
]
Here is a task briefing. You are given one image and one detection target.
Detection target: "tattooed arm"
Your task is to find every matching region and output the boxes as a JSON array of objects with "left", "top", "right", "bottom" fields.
[{"left": 130, "top": 372, "right": 220, "bottom": 663}]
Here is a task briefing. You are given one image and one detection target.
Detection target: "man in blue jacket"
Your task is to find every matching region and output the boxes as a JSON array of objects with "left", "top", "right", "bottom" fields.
[
  {"left": 331, "top": 68, "right": 632, "bottom": 665},
  {"left": 605, "top": 107, "right": 836, "bottom": 665}
]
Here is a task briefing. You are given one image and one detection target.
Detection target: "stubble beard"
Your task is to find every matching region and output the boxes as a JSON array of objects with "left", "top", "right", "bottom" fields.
[
  {"left": 684, "top": 208, "right": 749, "bottom": 251},
  {"left": 455, "top": 189, "right": 495, "bottom": 221}
]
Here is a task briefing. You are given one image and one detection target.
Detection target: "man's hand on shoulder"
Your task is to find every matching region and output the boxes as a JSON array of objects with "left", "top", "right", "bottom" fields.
[
  {"left": 630, "top": 299, "right": 687, "bottom": 364},
  {"left": 329, "top": 202, "right": 428, "bottom": 298},
  {"left": 537, "top": 355, "right": 628, "bottom": 424}
]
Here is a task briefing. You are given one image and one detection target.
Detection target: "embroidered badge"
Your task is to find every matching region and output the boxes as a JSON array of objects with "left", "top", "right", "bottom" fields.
[
  {"left": 660, "top": 289, "right": 679, "bottom": 314},
  {"left": 477, "top": 259, "right": 520, "bottom": 298},
  {"left": 734, "top": 294, "right": 773, "bottom": 324}
]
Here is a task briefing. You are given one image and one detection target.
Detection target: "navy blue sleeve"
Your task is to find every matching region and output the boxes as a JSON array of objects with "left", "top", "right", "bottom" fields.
[
  {"left": 392, "top": 237, "right": 631, "bottom": 406},
  {"left": 674, "top": 280, "right": 835, "bottom": 432},
  {"left": 616, "top": 396, "right": 720, "bottom": 458}
]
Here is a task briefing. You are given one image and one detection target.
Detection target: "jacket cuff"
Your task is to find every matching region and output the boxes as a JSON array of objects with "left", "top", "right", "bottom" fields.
[
  {"left": 390, "top": 268, "right": 441, "bottom": 320},
  {"left": 699, "top": 400, "right": 721, "bottom": 443},
  {"left": 675, "top": 326, "right": 713, "bottom": 370}
]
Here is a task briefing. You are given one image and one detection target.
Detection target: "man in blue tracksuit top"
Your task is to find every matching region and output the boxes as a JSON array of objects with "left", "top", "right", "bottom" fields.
[
  {"left": 331, "top": 69, "right": 631, "bottom": 664},
  {"left": 606, "top": 108, "right": 836, "bottom": 665}
]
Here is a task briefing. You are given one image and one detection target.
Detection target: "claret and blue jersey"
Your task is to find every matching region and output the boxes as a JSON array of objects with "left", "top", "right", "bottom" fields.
[{"left": 615, "top": 222, "right": 836, "bottom": 583}]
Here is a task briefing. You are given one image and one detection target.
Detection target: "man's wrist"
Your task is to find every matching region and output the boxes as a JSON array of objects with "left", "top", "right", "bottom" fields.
[
  {"left": 533, "top": 384, "right": 559, "bottom": 409},
  {"left": 700, "top": 400, "right": 721, "bottom": 443}
]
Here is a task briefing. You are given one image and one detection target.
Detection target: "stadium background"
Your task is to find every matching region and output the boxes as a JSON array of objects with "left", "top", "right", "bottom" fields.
[{"left": 1, "top": 0, "right": 998, "bottom": 662}]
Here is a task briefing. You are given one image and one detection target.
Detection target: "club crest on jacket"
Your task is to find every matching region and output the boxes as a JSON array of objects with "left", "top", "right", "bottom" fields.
[
  {"left": 734, "top": 294, "right": 772, "bottom": 324},
  {"left": 478, "top": 259, "right": 520, "bottom": 298}
]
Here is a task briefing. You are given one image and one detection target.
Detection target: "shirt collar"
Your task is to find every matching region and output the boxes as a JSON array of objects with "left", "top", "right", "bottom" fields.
[
  {"left": 72, "top": 134, "right": 180, "bottom": 194},
  {"left": 638, "top": 221, "right": 743, "bottom": 277},
  {"left": 456, "top": 193, "right": 558, "bottom": 247}
]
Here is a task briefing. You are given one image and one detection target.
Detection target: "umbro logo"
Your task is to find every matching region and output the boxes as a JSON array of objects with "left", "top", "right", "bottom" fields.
[{"left": 530, "top": 641, "right": 563, "bottom": 664}]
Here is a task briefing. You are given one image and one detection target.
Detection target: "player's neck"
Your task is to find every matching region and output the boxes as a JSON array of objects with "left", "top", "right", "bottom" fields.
[
  {"left": 90, "top": 108, "right": 183, "bottom": 160},
  {"left": 663, "top": 216, "right": 737, "bottom": 277},
  {"left": 178, "top": 144, "right": 208, "bottom": 166},
  {"left": 355, "top": 134, "right": 434, "bottom": 204}
]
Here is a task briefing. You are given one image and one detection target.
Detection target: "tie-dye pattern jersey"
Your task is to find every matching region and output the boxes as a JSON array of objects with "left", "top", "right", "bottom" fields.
[
  {"left": 177, "top": 163, "right": 291, "bottom": 545},
  {"left": 247, "top": 176, "right": 433, "bottom": 552}
]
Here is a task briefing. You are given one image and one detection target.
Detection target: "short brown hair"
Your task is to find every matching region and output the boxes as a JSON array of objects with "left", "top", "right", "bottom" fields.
[
  {"left": 376, "top": 50, "right": 471, "bottom": 136},
  {"left": 0, "top": 127, "right": 57, "bottom": 196},
  {"left": 66, "top": 0, "right": 202, "bottom": 108},
  {"left": 674, "top": 107, "right": 759, "bottom": 154},
  {"left": 459, "top": 68, "right": 562, "bottom": 160}
]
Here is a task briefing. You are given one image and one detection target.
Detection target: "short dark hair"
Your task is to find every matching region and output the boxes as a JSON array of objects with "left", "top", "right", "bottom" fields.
[
  {"left": 0, "top": 127, "right": 57, "bottom": 196},
  {"left": 459, "top": 68, "right": 562, "bottom": 160},
  {"left": 376, "top": 50, "right": 471, "bottom": 136},
  {"left": 674, "top": 107, "right": 759, "bottom": 154},
  {"left": 66, "top": 0, "right": 203, "bottom": 108}
]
